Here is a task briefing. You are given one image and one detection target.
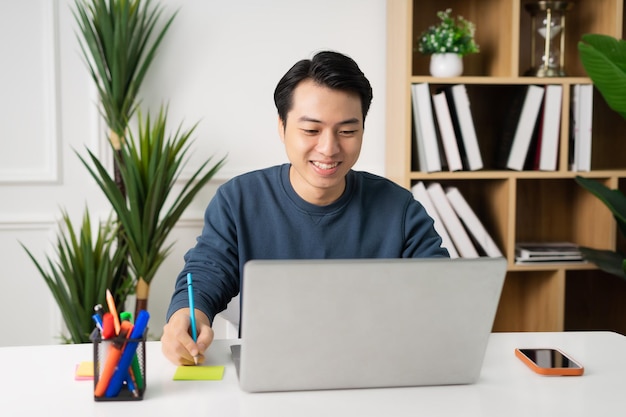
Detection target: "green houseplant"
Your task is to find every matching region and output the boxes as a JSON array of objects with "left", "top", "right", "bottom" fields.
[
  {"left": 576, "top": 33, "right": 626, "bottom": 279},
  {"left": 417, "top": 8, "right": 479, "bottom": 77},
  {"left": 417, "top": 8, "right": 479, "bottom": 57},
  {"left": 73, "top": 0, "right": 176, "bottom": 309},
  {"left": 21, "top": 211, "right": 126, "bottom": 343},
  {"left": 75, "top": 0, "right": 226, "bottom": 319}
]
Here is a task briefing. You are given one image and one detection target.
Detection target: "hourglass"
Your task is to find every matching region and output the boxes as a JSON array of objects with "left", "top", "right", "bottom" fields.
[{"left": 525, "top": 1, "right": 573, "bottom": 77}]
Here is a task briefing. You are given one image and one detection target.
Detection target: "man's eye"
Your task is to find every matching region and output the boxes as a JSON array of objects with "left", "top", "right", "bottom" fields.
[
  {"left": 302, "top": 129, "right": 319, "bottom": 135},
  {"left": 339, "top": 130, "right": 357, "bottom": 136}
]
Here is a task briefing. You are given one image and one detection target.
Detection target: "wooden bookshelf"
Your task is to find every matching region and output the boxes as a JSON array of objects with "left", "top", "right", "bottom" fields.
[{"left": 386, "top": 0, "right": 626, "bottom": 332}]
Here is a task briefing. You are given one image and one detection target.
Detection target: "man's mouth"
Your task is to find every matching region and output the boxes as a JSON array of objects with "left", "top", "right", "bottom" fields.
[{"left": 312, "top": 161, "right": 340, "bottom": 170}]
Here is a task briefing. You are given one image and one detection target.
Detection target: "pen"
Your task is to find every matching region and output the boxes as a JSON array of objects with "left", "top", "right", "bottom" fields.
[
  {"left": 94, "top": 304, "right": 104, "bottom": 319},
  {"left": 120, "top": 311, "right": 144, "bottom": 390},
  {"left": 120, "top": 311, "right": 132, "bottom": 322},
  {"left": 106, "top": 289, "right": 121, "bottom": 335},
  {"left": 126, "top": 367, "right": 139, "bottom": 398},
  {"left": 187, "top": 272, "right": 199, "bottom": 365},
  {"left": 101, "top": 312, "right": 115, "bottom": 339},
  {"left": 92, "top": 313, "right": 103, "bottom": 333}
]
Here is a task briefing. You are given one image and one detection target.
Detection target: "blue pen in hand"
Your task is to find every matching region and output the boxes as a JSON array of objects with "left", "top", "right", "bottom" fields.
[{"left": 187, "top": 272, "right": 199, "bottom": 365}]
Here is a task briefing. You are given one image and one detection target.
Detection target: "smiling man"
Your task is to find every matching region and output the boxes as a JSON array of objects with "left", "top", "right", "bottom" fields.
[{"left": 161, "top": 51, "right": 449, "bottom": 366}]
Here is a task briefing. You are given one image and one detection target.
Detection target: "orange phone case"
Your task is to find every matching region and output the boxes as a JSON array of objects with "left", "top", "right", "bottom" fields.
[{"left": 515, "top": 348, "right": 584, "bottom": 376}]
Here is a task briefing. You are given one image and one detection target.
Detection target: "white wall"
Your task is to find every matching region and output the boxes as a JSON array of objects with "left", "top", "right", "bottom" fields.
[{"left": 0, "top": 0, "right": 387, "bottom": 346}]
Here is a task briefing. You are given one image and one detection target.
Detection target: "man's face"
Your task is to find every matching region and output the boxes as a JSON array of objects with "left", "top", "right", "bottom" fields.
[{"left": 278, "top": 79, "right": 363, "bottom": 206}]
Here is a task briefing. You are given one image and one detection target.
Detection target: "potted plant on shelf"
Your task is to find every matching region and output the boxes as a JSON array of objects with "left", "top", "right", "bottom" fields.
[
  {"left": 417, "top": 8, "right": 479, "bottom": 77},
  {"left": 575, "top": 33, "right": 626, "bottom": 279}
]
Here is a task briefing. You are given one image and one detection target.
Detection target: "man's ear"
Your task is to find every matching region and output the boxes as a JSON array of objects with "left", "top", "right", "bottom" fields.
[{"left": 277, "top": 116, "right": 286, "bottom": 142}]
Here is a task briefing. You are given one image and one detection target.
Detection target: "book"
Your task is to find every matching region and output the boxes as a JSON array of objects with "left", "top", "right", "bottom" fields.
[
  {"left": 495, "top": 87, "right": 526, "bottom": 169},
  {"left": 515, "top": 242, "right": 582, "bottom": 259},
  {"left": 514, "top": 241, "right": 584, "bottom": 264},
  {"left": 522, "top": 111, "right": 542, "bottom": 171},
  {"left": 426, "top": 182, "right": 479, "bottom": 258},
  {"left": 411, "top": 181, "right": 459, "bottom": 258},
  {"left": 570, "top": 84, "right": 580, "bottom": 171},
  {"left": 567, "top": 92, "right": 577, "bottom": 170},
  {"left": 445, "top": 186, "right": 503, "bottom": 258},
  {"left": 411, "top": 83, "right": 442, "bottom": 172},
  {"left": 515, "top": 256, "right": 585, "bottom": 264},
  {"left": 505, "top": 85, "right": 545, "bottom": 170},
  {"left": 443, "top": 85, "right": 483, "bottom": 171},
  {"left": 537, "top": 85, "right": 563, "bottom": 171},
  {"left": 432, "top": 91, "right": 463, "bottom": 172},
  {"left": 574, "top": 84, "right": 594, "bottom": 172}
]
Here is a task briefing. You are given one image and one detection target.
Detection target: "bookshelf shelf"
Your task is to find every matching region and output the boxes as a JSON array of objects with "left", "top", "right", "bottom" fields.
[
  {"left": 410, "top": 76, "right": 593, "bottom": 86},
  {"left": 386, "top": 0, "right": 626, "bottom": 332},
  {"left": 409, "top": 170, "right": 626, "bottom": 181}
]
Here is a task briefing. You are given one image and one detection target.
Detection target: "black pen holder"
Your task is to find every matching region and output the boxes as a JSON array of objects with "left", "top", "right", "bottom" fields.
[{"left": 93, "top": 331, "right": 147, "bottom": 401}]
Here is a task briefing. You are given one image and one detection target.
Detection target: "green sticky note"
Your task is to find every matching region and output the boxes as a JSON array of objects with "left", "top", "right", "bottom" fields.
[{"left": 173, "top": 365, "right": 225, "bottom": 381}]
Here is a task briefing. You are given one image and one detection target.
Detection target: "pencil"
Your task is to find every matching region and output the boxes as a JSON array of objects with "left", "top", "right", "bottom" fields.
[
  {"left": 187, "top": 273, "right": 199, "bottom": 365},
  {"left": 106, "top": 289, "right": 121, "bottom": 335}
]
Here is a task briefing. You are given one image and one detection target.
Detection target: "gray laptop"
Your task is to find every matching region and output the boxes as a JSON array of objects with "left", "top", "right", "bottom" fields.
[{"left": 232, "top": 257, "right": 506, "bottom": 392}]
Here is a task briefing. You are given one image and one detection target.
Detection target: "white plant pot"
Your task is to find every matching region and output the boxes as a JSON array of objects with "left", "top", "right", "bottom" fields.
[{"left": 429, "top": 53, "right": 464, "bottom": 77}]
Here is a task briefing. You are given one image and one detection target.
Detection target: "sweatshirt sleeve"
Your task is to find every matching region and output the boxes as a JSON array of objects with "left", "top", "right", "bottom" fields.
[
  {"left": 165, "top": 186, "right": 241, "bottom": 325},
  {"left": 403, "top": 197, "right": 450, "bottom": 258}
]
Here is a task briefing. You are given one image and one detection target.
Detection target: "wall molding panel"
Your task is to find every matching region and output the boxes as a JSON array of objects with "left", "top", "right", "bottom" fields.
[{"left": 0, "top": 0, "right": 61, "bottom": 184}]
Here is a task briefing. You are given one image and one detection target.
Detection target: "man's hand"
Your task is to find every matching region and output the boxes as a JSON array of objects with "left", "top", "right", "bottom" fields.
[{"left": 161, "top": 308, "right": 214, "bottom": 365}]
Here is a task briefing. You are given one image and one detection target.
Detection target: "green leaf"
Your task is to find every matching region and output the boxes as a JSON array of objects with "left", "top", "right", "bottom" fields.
[
  {"left": 579, "top": 247, "right": 626, "bottom": 280},
  {"left": 578, "top": 34, "right": 626, "bottom": 120}
]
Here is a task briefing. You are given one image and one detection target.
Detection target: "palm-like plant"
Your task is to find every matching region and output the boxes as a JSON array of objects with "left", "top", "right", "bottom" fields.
[
  {"left": 79, "top": 108, "right": 227, "bottom": 318},
  {"left": 576, "top": 33, "right": 626, "bottom": 279},
  {"left": 21, "top": 210, "right": 126, "bottom": 343},
  {"left": 73, "top": 0, "right": 176, "bottom": 309}
]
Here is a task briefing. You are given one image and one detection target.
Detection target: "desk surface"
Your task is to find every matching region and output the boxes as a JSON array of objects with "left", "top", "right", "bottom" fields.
[{"left": 2, "top": 331, "right": 626, "bottom": 416}]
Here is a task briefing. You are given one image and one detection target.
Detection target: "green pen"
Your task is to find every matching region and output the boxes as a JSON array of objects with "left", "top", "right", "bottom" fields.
[{"left": 120, "top": 312, "right": 145, "bottom": 390}]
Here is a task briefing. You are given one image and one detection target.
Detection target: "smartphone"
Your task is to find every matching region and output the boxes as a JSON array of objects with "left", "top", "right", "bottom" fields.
[{"left": 515, "top": 348, "right": 584, "bottom": 376}]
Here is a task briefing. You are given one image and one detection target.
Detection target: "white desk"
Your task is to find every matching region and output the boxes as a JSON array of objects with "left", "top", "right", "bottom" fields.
[{"left": 2, "top": 331, "right": 625, "bottom": 416}]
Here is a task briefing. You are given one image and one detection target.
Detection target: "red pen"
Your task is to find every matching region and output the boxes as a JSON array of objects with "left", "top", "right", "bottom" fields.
[{"left": 101, "top": 312, "right": 115, "bottom": 339}]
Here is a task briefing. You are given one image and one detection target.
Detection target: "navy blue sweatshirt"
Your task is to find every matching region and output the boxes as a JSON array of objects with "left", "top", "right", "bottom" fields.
[{"left": 166, "top": 164, "right": 449, "bottom": 323}]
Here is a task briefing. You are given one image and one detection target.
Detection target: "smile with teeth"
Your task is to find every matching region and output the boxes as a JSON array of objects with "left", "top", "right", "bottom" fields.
[{"left": 312, "top": 161, "right": 340, "bottom": 170}]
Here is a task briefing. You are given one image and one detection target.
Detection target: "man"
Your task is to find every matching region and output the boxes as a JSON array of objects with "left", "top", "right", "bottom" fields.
[{"left": 161, "top": 51, "right": 449, "bottom": 365}]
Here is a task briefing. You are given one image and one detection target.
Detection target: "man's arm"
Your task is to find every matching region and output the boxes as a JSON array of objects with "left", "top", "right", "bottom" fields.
[
  {"left": 162, "top": 185, "right": 241, "bottom": 365},
  {"left": 404, "top": 197, "right": 450, "bottom": 258}
]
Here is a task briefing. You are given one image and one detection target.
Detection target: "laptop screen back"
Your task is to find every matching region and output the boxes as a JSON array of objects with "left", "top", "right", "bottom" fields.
[{"left": 237, "top": 257, "right": 506, "bottom": 392}]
